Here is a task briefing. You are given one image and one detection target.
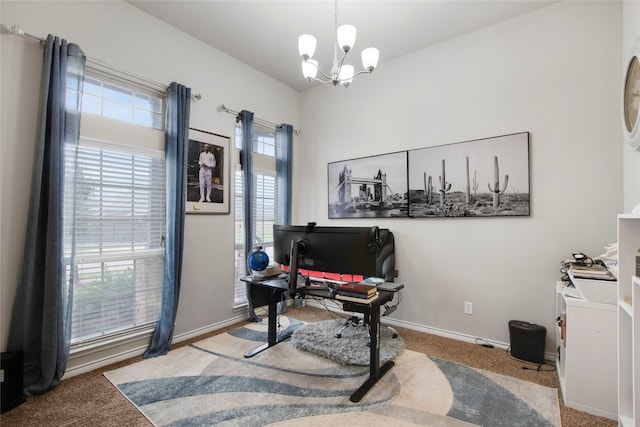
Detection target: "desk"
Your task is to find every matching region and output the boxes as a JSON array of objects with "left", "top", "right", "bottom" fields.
[
  {"left": 240, "top": 276, "right": 291, "bottom": 358},
  {"left": 241, "top": 275, "right": 399, "bottom": 402}
]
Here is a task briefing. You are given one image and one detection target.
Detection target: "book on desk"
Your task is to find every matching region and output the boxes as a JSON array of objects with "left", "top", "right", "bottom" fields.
[
  {"left": 335, "top": 292, "right": 379, "bottom": 303},
  {"left": 337, "top": 282, "right": 377, "bottom": 295}
]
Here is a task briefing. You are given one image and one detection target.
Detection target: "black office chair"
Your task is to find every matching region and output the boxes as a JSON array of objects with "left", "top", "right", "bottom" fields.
[{"left": 335, "top": 228, "right": 400, "bottom": 340}]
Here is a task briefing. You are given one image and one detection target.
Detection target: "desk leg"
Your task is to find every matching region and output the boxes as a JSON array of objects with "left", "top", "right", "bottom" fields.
[
  {"left": 245, "top": 290, "right": 292, "bottom": 358},
  {"left": 349, "top": 305, "right": 395, "bottom": 402}
]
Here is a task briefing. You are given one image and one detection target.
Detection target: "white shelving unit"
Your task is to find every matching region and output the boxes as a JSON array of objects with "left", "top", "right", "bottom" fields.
[
  {"left": 555, "top": 282, "right": 617, "bottom": 419},
  {"left": 617, "top": 214, "right": 640, "bottom": 427}
]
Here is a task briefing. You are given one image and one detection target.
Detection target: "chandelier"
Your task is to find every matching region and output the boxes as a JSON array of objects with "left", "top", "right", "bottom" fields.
[{"left": 297, "top": 0, "right": 379, "bottom": 87}]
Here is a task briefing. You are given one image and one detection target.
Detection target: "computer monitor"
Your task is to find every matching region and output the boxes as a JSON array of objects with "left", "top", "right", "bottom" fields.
[{"left": 273, "top": 223, "right": 394, "bottom": 294}]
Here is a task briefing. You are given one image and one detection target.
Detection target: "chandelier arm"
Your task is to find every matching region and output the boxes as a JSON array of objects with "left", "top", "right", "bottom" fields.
[
  {"left": 338, "top": 50, "right": 349, "bottom": 72},
  {"left": 333, "top": 69, "right": 372, "bottom": 85},
  {"left": 305, "top": 59, "right": 335, "bottom": 82},
  {"left": 349, "top": 69, "right": 374, "bottom": 79},
  {"left": 307, "top": 77, "right": 333, "bottom": 84}
]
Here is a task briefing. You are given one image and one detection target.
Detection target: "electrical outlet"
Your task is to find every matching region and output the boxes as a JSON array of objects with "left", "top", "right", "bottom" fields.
[{"left": 464, "top": 301, "right": 473, "bottom": 315}]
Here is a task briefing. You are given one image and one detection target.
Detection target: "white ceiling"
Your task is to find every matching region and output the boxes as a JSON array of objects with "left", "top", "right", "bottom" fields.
[{"left": 126, "top": 0, "right": 557, "bottom": 92}]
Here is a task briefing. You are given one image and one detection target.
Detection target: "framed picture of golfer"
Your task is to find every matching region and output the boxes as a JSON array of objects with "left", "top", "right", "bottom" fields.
[{"left": 186, "top": 128, "right": 230, "bottom": 214}]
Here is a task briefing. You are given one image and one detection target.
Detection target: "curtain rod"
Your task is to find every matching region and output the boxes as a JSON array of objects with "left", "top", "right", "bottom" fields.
[
  {"left": 10, "top": 24, "right": 202, "bottom": 102},
  {"left": 218, "top": 104, "right": 300, "bottom": 135}
]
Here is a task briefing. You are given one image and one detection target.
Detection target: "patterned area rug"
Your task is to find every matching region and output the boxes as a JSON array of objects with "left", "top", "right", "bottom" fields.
[{"left": 104, "top": 316, "right": 561, "bottom": 426}]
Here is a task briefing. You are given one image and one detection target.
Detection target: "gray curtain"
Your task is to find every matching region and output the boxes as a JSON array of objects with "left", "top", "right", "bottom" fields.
[
  {"left": 275, "top": 124, "right": 294, "bottom": 314},
  {"left": 241, "top": 118, "right": 294, "bottom": 320},
  {"left": 7, "top": 35, "right": 85, "bottom": 395},
  {"left": 238, "top": 111, "right": 262, "bottom": 321},
  {"left": 276, "top": 124, "right": 293, "bottom": 225},
  {"left": 239, "top": 110, "right": 254, "bottom": 266},
  {"left": 144, "top": 82, "right": 191, "bottom": 357}
]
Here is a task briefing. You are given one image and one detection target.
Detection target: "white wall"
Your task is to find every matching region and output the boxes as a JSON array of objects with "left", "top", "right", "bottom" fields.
[
  {"left": 297, "top": 1, "right": 623, "bottom": 350},
  {"left": 0, "top": 1, "right": 301, "bottom": 354},
  {"left": 623, "top": 1, "right": 640, "bottom": 211},
  {"left": 0, "top": 0, "right": 627, "bottom": 365}
]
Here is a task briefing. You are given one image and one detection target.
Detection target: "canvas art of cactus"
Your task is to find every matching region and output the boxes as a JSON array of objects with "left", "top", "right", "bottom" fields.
[{"left": 405, "top": 132, "right": 529, "bottom": 218}]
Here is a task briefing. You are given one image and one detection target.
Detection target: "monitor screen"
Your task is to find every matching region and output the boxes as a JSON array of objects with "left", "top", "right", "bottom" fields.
[{"left": 273, "top": 224, "right": 387, "bottom": 291}]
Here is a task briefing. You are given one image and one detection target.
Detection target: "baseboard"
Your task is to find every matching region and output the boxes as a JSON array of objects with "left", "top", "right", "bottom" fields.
[
  {"left": 64, "top": 311, "right": 250, "bottom": 379},
  {"left": 171, "top": 313, "right": 248, "bottom": 343},
  {"left": 65, "top": 342, "right": 150, "bottom": 379}
]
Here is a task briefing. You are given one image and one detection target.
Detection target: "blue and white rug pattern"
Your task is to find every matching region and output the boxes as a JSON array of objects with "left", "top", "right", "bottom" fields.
[{"left": 104, "top": 317, "right": 561, "bottom": 426}]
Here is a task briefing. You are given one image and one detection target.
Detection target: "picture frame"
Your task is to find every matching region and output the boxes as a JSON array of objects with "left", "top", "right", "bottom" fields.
[
  {"left": 185, "top": 128, "right": 230, "bottom": 214},
  {"left": 407, "top": 132, "right": 530, "bottom": 218},
  {"left": 328, "top": 151, "right": 409, "bottom": 219}
]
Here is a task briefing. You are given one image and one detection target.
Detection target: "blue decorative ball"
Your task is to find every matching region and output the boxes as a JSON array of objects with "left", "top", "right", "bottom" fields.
[{"left": 248, "top": 247, "right": 269, "bottom": 272}]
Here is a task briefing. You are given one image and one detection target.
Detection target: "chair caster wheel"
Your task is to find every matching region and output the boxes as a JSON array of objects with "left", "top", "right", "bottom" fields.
[
  {"left": 392, "top": 333, "right": 398, "bottom": 338},
  {"left": 336, "top": 333, "right": 342, "bottom": 338}
]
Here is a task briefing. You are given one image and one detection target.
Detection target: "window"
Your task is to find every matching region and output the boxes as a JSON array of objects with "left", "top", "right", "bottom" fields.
[
  {"left": 233, "top": 125, "right": 278, "bottom": 306},
  {"left": 64, "top": 70, "right": 166, "bottom": 347},
  {"left": 80, "top": 77, "right": 163, "bottom": 129},
  {"left": 234, "top": 123, "right": 276, "bottom": 155}
]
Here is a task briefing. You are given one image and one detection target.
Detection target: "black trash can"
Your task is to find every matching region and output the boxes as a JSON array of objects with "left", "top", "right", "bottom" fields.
[{"left": 508, "top": 320, "right": 546, "bottom": 364}]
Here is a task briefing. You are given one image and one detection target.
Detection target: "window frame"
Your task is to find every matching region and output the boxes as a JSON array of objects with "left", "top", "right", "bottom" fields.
[
  {"left": 65, "top": 64, "right": 167, "bottom": 353},
  {"left": 233, "top": 124, "right": 278, "bottom": 307}
]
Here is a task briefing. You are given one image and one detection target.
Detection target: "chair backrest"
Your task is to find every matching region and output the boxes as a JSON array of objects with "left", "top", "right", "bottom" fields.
[{"left": 375, "top": 229, "right": 395, "bottom": 282}]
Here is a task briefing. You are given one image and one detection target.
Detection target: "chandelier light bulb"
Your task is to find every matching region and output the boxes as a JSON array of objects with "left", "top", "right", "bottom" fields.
[
  {"left": 302, "top": 59, "right": 318, "bottom": 79},
  {"left": 336, "top": 24, "right": 356, "bottom": 52},
  {"left": 298, "top": 34, "right": 317, "bottom": 59},
  {"left": 339, "top": 64, "right": 354, "bottom": 85},
  {"left": 361, "top": 47, "right": 379, "bottom": 72}
]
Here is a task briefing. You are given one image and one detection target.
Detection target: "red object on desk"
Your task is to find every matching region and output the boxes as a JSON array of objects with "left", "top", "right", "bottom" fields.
[{"left": 337, "top": 282, "right": 377, "bottom": 295}]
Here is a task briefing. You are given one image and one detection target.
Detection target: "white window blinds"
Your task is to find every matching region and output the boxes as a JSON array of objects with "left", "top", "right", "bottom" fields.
[{"left": 64, "top": 138, "right": 165, "bottom": 345}]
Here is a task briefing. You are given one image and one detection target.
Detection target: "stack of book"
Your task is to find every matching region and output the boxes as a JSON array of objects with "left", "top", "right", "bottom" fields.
[
  {"left": 335, "top": 282, "right": 378, "bottom": 303},
  {"left": 569, "top": 263, "right": 616, "bottom": 281}
]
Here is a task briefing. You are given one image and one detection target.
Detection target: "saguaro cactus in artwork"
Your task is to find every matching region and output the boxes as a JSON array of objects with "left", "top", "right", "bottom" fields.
[
  {"left": 465, "top": 156, "right": 471, "bottom": 205},
  {"left": 424, "top": 173, "right": 433, "bottom": 204},
  {"left": 439, "top": 159, "right": 452, "bottom": 208},
  {"left": 487, "top": 156, "right": 509, "bottom": 209},
  {"left": 473, "top": 170, "right": 478, "bottom": 202}
]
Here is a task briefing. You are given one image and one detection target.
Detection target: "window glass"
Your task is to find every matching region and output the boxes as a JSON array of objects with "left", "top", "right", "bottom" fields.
[
  {"left": 83, "top": 77, "right": 102, "bottom": 96},
  {"left": 134, "top": 94, "right": 162, "bottom": 113},
  {"left": 103, "top": 83, "right": 133, "bottom": 104},
  {"left": 77, "top": 77, "right": 163, "bottom": 130}
]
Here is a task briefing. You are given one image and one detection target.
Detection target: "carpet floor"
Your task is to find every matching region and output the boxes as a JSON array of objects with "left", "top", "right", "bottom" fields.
[
  {"left": 103, "top": 316, "right": 561, "bottom": 426},
  {"left": 0, "top": 305, "right": 617, "bottom": 426}
]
